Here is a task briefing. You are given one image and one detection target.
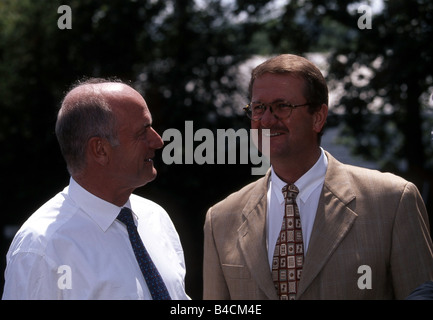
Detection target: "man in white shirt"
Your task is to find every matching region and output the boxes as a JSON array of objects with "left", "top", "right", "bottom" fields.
[{"left": 3, "top": 78, "right": 189, "bottom": 300}]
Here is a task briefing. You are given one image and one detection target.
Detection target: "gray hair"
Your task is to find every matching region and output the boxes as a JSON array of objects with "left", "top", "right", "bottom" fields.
[{"left": 55, "top": 78, "right": 122, "bottom": 175}]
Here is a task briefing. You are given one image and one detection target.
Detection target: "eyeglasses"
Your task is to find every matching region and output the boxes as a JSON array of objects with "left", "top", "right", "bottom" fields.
[{"left": 243, "top": 101, "right": 312, "bottom": 121}]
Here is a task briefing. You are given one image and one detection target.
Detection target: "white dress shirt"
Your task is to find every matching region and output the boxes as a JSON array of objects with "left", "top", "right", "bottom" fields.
[
  {"left": 266, "top": 148, "right": 328, "bottom": 268},
  {"left": 2, "top": 178, "right": 189, "bottom": 300}
]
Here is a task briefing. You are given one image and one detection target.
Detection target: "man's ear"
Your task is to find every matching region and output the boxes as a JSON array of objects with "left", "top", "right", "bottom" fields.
[
  {"left": 87, "top": 137, "right": 110, "bottom": 166},
  {"left": 313, "top": 104, "right": 328, "bottom": 133}
]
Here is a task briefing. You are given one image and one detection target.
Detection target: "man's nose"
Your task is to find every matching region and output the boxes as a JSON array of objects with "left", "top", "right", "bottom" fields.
[
  {"left": 259, "top": 106, "right": 278, "bottom": 128},
  {"left": 149, "top": 127, "right": 164, "bottom": 149}
]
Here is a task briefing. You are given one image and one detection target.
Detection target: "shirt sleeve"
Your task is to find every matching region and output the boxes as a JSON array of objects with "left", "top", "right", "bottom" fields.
[{"left": 3, "top": 251, "right": 61, "bottom": 300}]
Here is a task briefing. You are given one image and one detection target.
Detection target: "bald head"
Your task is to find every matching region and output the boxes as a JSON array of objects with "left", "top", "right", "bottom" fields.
[
  {"left": 56, "top": 78, "right": 141, "bottom": 175},
  {"left": 63, "top": 82, "right": 136, "bottom": 107}
]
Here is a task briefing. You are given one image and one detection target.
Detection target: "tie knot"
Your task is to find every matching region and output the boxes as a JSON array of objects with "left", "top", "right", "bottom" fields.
[
  {"left": 117, "top": 207, "right": 134, "bottom": 227},
  {"left": 282, "top": 184, "right": 299, "bottom": 200}
]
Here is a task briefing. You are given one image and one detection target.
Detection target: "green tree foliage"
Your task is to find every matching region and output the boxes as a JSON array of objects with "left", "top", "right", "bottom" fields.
[
  {"left": 326, "top": 0, "right": 433, "bottom": 176},
  {"left": 251, "top": 0, "right": 433, "bottom": 174},
  {"left": 258, "top": 0, "right": 433, "bottom": 227}
]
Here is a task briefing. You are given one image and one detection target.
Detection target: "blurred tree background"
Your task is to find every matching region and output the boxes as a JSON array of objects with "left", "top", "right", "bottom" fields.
[{"left": 1, "top": 0, "right": 432, "bottom": 299}]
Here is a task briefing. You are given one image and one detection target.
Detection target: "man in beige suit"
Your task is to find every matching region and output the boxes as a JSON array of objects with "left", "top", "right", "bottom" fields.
[{"left": 203, "top": 54, "right": 433, "bottom": 300}]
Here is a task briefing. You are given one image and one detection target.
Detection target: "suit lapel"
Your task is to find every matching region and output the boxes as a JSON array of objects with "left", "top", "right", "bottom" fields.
[
  {"left": 297, "top": 152, "right": 358, "bottom": 298},
  {"left": 237, "top": 153, "right": 359, "bottom": 299},
  {"left": 237, "top": 171, "right": 279, "bottom": 300}
]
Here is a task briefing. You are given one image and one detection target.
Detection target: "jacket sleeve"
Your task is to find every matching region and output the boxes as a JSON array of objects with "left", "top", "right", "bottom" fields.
[
  {"left": 390, "top": 182, "right": 433, "bottom": 299},
  {"left": 203, "top": 206, "right": 231, "bottom": 299}
]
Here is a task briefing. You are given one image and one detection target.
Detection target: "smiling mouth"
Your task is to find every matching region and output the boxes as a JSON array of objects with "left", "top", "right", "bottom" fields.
[{"left": 263, "top": 132, "right": 283, "bottom": 137}]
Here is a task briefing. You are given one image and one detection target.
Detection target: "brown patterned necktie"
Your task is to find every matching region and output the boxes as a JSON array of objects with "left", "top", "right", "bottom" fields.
[{"left": 272, "top": 184, "right": 304, "bottom": 300}]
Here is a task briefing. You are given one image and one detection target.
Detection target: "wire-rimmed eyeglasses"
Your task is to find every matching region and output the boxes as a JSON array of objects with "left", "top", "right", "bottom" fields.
[{"left": 243, "top": 101, "right": 312, "bottom": 121}]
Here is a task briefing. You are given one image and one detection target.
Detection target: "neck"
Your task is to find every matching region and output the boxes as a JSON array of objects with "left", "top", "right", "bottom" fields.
[
  {"left": 272, "top": 147, "right": 321, "bottom": 184},
  {"left": 73, "top": 173, "right": 133, "bottom": 207}
]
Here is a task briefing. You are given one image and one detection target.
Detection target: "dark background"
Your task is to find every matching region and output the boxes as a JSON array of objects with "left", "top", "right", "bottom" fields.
[{"left": 1, "top": 0, "right": 432, "bottom": 299}]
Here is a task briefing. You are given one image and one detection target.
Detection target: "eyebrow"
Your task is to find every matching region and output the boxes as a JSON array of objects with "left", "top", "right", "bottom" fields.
[
  {"left": 251, "top": 99, "right": 292, "bottom": 104},
  {"left": 144, "top": 121, "right": 152, "bottom": 128},
  {"left": 143, "top": 114, "right": 153, "bottom": 128},
  {"left": 134, "top": 120, "right": 152, "bottom": 136},
  {"left": 140, "top": 123, "right": 151, "bottom": 132}
]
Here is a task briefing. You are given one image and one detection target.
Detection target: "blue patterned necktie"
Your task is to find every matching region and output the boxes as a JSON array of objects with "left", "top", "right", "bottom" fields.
[{"left": 117, "top": 207, "right": 171, "bottom": 300}]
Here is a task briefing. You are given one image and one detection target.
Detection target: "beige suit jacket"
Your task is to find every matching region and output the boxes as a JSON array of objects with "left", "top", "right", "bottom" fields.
[{"left": 203, "top": 151, "right": 433, "bottom": 299}]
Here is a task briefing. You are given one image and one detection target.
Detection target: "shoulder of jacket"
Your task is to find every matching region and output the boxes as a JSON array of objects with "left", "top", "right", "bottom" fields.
[{"left": 326, "top": 150, "right": 411, "bottom": 189}]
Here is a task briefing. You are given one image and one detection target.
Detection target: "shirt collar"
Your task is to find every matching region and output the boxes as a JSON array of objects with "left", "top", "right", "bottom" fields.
[
  {"left": 68, "top": 177, "right": 129, "bottom": 232},
  {"left": 271, "top": 147, "right": 328, "bottom": 204}
]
